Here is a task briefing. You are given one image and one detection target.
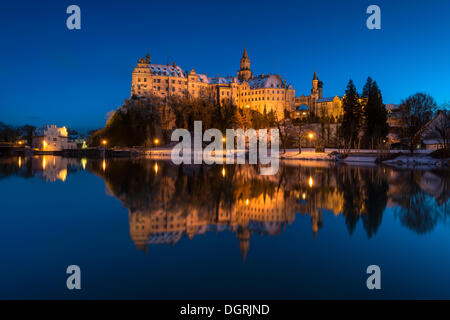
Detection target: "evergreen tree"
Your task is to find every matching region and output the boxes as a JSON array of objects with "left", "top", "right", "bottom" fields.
[
  {"left": 361, "top": 76, "right": 373, "bottom": 98},
  {"left": 339, "top": 79, "right": 363, "bottom": 148},
  {"left": 363, "top": 80, "right": 389, "bottom": 148}
]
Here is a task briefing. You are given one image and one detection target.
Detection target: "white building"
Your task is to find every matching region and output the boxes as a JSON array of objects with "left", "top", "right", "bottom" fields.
[{"left": 32, "top": 125, "right": 77, "bottom": 151}]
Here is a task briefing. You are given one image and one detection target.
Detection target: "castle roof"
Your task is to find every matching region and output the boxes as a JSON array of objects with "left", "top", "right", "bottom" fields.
[
  {"left": 317, "top": 96, "right": 342, "bottom": 102},
  {"left": 149, "top": 64, "right": 185, "bottom": 77},
  {"left": 242, "top": 48, "right": 249, "bottom": 59},
  {"left": 247, "top": 74, "right": 286, "bottom": 89}
]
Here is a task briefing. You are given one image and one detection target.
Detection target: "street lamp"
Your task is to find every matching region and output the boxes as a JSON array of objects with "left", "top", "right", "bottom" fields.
[
  {"left": 154, "top": 138, "right": 159, "bottom": 146},
  {"left": 102, "top": 139, "right": 107, "bottom": 147},
  {"left": 307, "top": 133, "right": 314, "bottom": 149}
]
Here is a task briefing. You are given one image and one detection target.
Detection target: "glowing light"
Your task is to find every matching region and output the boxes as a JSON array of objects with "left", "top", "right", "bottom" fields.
[
  {"left": 102, "top": 140, "right": 107, "bottom": 146},
  {"left": 42, "top": 157, "right": 47, "bottom": 170},
  {"left": 308, "top": 176, "right": 313, "bottom": 188},
  {"left": 154, "top": 162, "right": 158, "bottom": 174},
  {"left": 58, "top": 169, "right": 67, "bottom": 182},
  {"left": 43, "top": 140, "right": 47, "bottom": 150},
  {"left": 222, "top": 167, "right": 226, "bottom": 177},
  {"left": 102, "top": 159, "right": 106, "bottom": 171},
  {"left": 154, "top": 138, "right": 160, "bottom": 145},
  {"left": 222, "top": 137, "right": 226, "bottom": 143},
  {"left": 18, "top": 157, "right": 22, "bottom": 168},
  {"left": 302, "top": 192, "right": 306, "bottom": 200},
  {"left": 245, "top": 199, "right": 249, "bottom": 206},
  {"left": 245, "top": 105, "right": 250, "bottom": 109},
  {"left": 81, "top": 158, "right": 87, "bottom": 170},
  {"left": 308, "top": 133, "right": 314, "bottom": 140}
]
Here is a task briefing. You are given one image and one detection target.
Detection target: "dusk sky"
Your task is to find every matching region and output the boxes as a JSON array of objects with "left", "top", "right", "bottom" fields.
[{"left": 1, "top": 0, "right": 449, "bottom": 133}]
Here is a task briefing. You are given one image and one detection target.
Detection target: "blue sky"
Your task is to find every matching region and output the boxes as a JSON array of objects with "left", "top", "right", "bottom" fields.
[{"left": 1, "top": 0, "right": 449, "bottom": 132}]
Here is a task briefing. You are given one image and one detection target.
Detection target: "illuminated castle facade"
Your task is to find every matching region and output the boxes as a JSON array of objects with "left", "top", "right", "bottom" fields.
[
  {"left": 131, "top": 49, "right": 296, "bottom": 119},
  {"left": 293, "top": 71, "right": 343, "bottom": 121}
]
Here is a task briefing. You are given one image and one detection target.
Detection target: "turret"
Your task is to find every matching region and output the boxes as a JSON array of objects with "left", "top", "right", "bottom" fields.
[{"left": 238, "top": 48, "right": 253, "bottom": 82}]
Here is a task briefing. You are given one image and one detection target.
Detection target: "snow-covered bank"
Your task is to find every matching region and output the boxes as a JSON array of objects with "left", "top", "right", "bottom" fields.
[{"left": 140, "top": 147, "right": 448, "bottom": 167}]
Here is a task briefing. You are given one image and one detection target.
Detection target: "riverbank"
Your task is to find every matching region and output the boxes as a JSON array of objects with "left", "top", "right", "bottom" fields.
[
  {"left": 4, "top": 146, "right": 448, "bottom": 167},
  {"left": 143, "top": 147, "right": 449, "bottom": 167}
]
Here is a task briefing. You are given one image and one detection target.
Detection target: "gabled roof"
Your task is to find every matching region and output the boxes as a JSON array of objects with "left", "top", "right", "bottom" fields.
[
  {"left": 149, "top": 64, "right": 185, "bottom": 77},
  {"left": 247, "top": 74, "right": 286, "bottom": 89}
]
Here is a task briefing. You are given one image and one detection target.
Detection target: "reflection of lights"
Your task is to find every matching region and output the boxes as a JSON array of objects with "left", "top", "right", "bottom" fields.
[
  {"left": 102, "top": 159, "right": 106, "bottom": 171},
  {"left": 245, "top": 198, "right": 249, "bottom": 206},
  {"left": 58, "top": 169, "right": 67, "bottom": 182},
  {"left": 18, "top": 157, "right": 22, "bottom": 168},
  {"left": 154, "top": 162, "right": 158, "bottom": 174},
  {"left": 302, "top": 192, "right": 306, "bottom": 200},
  {"left": 81, "top": 158, "right": 87, "bottom": 170},
  {"left": 222, "top": 167, "right": 226, "bottom": 177},
  {"left": 42, "top": 157, "right": 47, "bottom": 170},
  {"left": 308, "top": 176, "right": 313, "bottom": 188}
]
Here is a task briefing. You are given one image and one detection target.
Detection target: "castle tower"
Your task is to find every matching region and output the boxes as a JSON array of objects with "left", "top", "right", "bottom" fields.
[
  {"left": 131, "top": 55, "right": 151, "bottom": 96},
  {"left": 312, "top": 71, "right": 319, "bottom": 97},
  {"left": 238, "top": 48, "right": 253, "bottom": 82},
  {"left": 237, "top": 226, "right": 251, "bottom": 261}
]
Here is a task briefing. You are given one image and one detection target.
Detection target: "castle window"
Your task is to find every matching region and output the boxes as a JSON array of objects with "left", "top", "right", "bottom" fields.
[
  {"left": 144, "top": 78, "right": 147, "bottom": 82},
  {"left": 138, "top": 78, "right": 141, "bottom": 82},
  {"left": 172, "top": 80, "right": 175, "bottom": 84}
]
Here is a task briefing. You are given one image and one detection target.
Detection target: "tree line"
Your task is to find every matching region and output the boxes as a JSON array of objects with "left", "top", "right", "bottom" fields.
[{"left": 89, "top": 95, "right": 278, "bottom": 147}]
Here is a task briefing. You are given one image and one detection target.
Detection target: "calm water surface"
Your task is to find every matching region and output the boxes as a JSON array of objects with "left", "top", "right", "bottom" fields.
[{"left": 0, "top": 156, "right": 449, "bottom": 299}]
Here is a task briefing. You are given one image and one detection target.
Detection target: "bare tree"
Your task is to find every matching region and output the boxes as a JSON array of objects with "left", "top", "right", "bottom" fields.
[
  {"left": 398, "top": 93, "right": 436, "bottom": 154},
  {"left": 434, "top": 109, "right": 450, "bottom": 149}
]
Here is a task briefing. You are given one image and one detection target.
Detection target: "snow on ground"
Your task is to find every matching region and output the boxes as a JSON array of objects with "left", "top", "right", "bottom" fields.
[{"left": 140, "top": 147, "right": 447, "bottom": 167}]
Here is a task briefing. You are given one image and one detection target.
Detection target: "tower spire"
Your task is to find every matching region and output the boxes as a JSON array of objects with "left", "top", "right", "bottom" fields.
[
  {"left": 313, "top": 70, "right": 318, "bottom": 80},
  {"left": 242, "top": 47, "right": 248, "bottom": 59}
]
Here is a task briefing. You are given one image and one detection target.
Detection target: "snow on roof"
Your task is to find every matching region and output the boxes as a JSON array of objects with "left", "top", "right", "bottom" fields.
[
  {"left": 385, "top": 104, "right": 399, "bottom": 111},
  {"left": 317, "top": 96, "right": 342, "bottom": 102},
  {"left": 247, "top": 74, "right": 285, "bottom": 89},
  {"left": 207, "top": 76, "right": 238, "bottom": 84},
  {"left": 149, "top": 64, "right": 185, "bottom": 77}
]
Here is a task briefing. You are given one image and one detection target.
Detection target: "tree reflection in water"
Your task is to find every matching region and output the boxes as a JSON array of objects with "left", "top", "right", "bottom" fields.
[
  {"left": 86, "top": 158, "right": 450, "bottom": 255},
  {"left": 0, "top": 157, "right": 448, "bottom": 257}
]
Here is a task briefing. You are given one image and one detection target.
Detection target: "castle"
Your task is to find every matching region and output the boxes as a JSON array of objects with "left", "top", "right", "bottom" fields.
[
  {"left": 131, "top": 49, "right": 343, "bottom": 121},
  {"left": 294, "top": 71, "right": 343, "bottom": 121}
]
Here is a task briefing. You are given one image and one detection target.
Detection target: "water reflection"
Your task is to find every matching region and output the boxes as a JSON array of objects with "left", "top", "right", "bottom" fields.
[
  {"left": 1, "top": 157, "right": 449, "bottom": 258},
  {"left": 89, "top": 159, "right": 449, "bottom": 257}
]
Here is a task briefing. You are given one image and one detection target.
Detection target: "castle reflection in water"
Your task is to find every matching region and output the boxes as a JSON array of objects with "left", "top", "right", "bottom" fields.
[{"left": 1, "top": 156, "right": 449, "bottom": 259}]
